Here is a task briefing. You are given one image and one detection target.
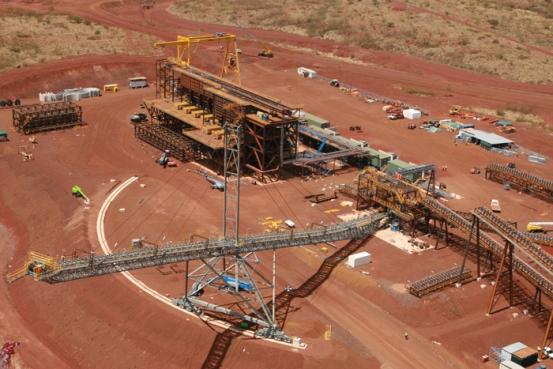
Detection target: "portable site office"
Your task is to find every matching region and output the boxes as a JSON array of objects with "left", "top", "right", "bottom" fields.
[{"left": 128, "top": 77, "right": 148, "bottom": 89}]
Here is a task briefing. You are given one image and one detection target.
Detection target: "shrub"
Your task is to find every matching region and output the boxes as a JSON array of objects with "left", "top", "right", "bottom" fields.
[
  {"left": 488, "top": 18, "right": 499, "bottom": 27},
  {"left": 68, "top": 14, "right": 84, "bottom": 23},
  {"left": 496, "top": 110, "right": 505, "bottom": 116}
]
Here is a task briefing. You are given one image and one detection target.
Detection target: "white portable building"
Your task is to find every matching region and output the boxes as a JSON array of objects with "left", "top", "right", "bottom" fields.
[
  {"left": 297, "top": 67, "right": 317, "bottom": 78},
  {"left": 347, "top": 252, "right": 371, "bottom": 268},
  {"left": 128, "top": 77, "right": 148, "bottom": 88},
  {"left": 403, "top": 109, "right": 422, "bottom": 120}
]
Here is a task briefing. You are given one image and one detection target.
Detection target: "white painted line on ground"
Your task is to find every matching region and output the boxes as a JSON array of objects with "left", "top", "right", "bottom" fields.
[{"left": 96, "top": 176, "right": 301, "bottom": 348}]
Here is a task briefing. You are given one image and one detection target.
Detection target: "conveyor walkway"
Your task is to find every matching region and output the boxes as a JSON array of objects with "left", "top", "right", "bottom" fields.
[
  {"left": 423, "top": 198, "right": 553, "bottom": 299},
  {"left": 8, "top": 213, "right": 384, "bottom": 284}
]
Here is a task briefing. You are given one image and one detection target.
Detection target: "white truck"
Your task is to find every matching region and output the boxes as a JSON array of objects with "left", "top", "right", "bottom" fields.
[{"left": 491, "top": 199, "right": 501, "bottom": 212}]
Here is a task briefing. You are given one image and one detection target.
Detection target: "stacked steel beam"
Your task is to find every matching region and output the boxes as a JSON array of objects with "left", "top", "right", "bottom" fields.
[{"left": 406, "top": 266, "right": 471, "bottom": 297}]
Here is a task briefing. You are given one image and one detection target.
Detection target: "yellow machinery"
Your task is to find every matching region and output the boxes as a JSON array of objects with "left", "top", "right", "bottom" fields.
[
  {"left": 449, "top": 106, "right": 473, "bottom": 115},
  {"left": 6, "top": 251, "right": 60, "bottom": 283},
  {"left": 527, "top": 222, "right": 553, "bottom": 233},
  {"left": 228, "top": 18, "right": 273, "bottom": 58},
  {"left": 154, "top": 33, "right": 241, "bottom": 85},
  {"left": 325, "top": 325, "right": 332, "bottom": 340}
]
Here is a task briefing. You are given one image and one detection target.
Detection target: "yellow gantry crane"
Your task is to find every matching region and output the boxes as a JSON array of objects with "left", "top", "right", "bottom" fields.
[{"left": 154, "top": 33, "right": 241, "bottom": 85}]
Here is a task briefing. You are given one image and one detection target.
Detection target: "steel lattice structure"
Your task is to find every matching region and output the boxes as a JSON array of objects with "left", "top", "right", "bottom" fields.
[
  {"left": 405, "top": 266, "right": 471, "bottom": 297},
  {"left": 485, "top": 163, "right": 553, "bottom": 202},
  {"left": 12, "top": 102, "right": 84, "bottom": 135},
  {"left": 7, "top": 215, "right": 382, "bottom": 285},
  {"left": 134, "top": 123, "right": 202, "bottom": 162},
  {"left": 423, "top": 198, "right": 553, "bottom": 300}
]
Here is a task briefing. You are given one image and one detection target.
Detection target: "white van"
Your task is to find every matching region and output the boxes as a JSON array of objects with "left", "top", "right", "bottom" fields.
[{"left": 285, "top": 220, "right": 295, "bottom": 228}]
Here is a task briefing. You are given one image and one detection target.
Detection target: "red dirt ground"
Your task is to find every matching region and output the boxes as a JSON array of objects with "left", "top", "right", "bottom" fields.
[{"left": 1, "top": 1, "right": 553, "bottom": 369}]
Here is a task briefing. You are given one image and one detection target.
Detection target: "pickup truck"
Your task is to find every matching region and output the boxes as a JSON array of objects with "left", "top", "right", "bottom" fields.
[
  {"left": 387, "top": 113, "right": 404, "bottom": 120},
  {"left": 491, "top": 199, "right": 501, "bottom": 212}
]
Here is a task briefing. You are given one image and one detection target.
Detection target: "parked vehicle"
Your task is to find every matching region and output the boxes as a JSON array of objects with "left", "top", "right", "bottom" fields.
[
  {"left": 387, "top": 113, "right": 404, "bottom": 120},
  {"left": 491, "top": 199, "right": 501, "bottom": 212}
]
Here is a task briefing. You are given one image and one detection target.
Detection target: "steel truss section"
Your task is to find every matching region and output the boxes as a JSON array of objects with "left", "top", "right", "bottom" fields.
[
  {"left": 156, "top": 59, "right": 177, "bottom": 100},
  {"left": 471, "top": 206, "right": 553, "bottom": 278},
  {"left": 423, "top": 198, "right": 553, "bottom": 301},
  {"left": 13, "top": 214, "right": 383, "bottom": 284},
  {"left": 485, "top": 163, "right": 553, "bottom": 202},
  {"left": 173, "top": 125, "right": 288, "bottom": 341},
  {"left": 405, "top": 266, "right": 471, "bottom": 297},
  {"left": 12, "top": 102, "right": 84, "bottom": 135},
  {"left": 134, "top": 123, "right": 201, "bottom": 162}
]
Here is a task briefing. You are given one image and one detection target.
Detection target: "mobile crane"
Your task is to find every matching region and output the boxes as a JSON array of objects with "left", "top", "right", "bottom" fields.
[{"left": 228, "top": 18, "right": 273, "bottom": 58}]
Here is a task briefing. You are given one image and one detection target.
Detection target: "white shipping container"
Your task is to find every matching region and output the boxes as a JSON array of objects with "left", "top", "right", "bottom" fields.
[{"left": 347, "top": 252, "right": 371, "bottom": 268}]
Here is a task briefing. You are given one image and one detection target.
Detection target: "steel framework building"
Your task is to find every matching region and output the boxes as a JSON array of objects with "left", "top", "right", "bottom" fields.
[{"left": 142, "top": 60, "right": 299, "bottom": 182}]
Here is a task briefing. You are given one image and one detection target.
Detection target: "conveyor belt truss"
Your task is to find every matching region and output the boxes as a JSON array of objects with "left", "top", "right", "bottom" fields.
[
  {"left": 423, "top": 198, "right": 553, "bottom": 300},
  {"left": 8, "top": 214, "right": 384, "bottom": 284},
  {"left": 406, "top": 266, "right": 471, "bottom": 297},
  {"left": 485, "top": 164, "right": 553, "bottom": 202}
]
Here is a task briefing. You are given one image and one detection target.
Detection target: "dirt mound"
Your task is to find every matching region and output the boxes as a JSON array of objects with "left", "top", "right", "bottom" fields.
[{"left": 0, "top": 55, "right": 159, "bottom": 99}]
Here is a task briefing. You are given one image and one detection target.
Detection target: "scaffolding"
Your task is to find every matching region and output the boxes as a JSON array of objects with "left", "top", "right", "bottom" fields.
[
  {"left": 405, "top": 266, "right": 471, "bottom": 297},
  {"left": 12, "top": 102, "right": 84, "bottom": 135}
]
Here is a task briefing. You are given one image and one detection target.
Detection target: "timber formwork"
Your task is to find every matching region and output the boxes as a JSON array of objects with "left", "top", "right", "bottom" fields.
[
  {"left": 134, "top": 123, "right": 202, "bottom": 162},
  {"left": 149, "top": 60, "right": 300, "bottom": 182},
  {"left": 406, "top": 266, "right": 471, "bottom": 297},
  {"left": 13, "top": 102, "right": 84, "bottom": 135},
  {"left": 485, "top": 163, "right": 553, "bottom": 202}
]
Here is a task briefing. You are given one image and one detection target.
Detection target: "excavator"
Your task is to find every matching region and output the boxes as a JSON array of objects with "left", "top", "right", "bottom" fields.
[{"left": 228, "top": 18, "right": 273, "bottom": 58}]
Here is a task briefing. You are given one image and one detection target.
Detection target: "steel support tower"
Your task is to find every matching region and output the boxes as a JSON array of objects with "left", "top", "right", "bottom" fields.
[{"left": 172, "top": 125, "right": 290, "bottom": 341}]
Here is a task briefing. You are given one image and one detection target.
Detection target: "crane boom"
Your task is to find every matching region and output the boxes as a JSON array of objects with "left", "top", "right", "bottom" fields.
[{"left": 228, "top": 18, "right": 273, "bottom": 58}]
